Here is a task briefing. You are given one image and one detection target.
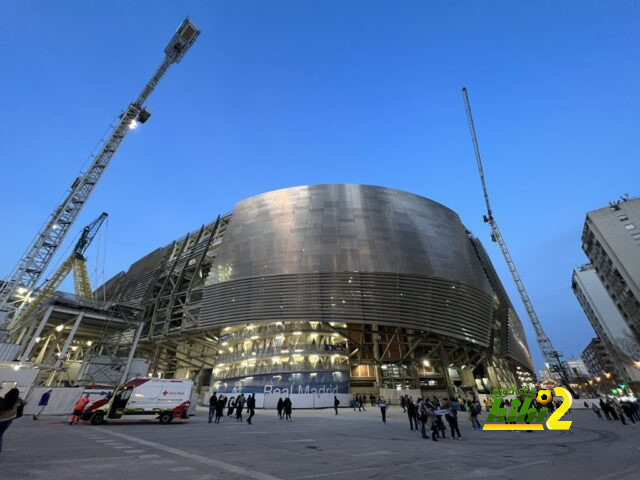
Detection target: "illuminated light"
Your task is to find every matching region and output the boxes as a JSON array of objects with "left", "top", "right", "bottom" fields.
[
  {"left": 281, "top": 349, "right": 289, "bottom": 353},
  {"left": 53, "top": 224, "right": 60, "bottom": 230},
  {"left": 17, "top": 287, "right": 27, "bottom": 295},
  {"left": 423, "top": 360, "right": 430, "bottom": 367},
  {"left": 228, "top": 347, "right": 234, "bottom": 352},
  {"left": 310, "top": 333, "right": 318, "bottom": 338},
  {"left": 250, "top": 335, "right": 259, "bottom": 340},
  {"left": 293, "top": 331, "right": 302, "bottom": 335},
  {"left": 35, "top": 337, "right": 41, "bottom": 343},
  {"left": 70, "top": 346, "right": 78, "bottom": 352},
  {"left": 55, "top": 324, "right": 64, "bottom": 332},
  {"left": 129, "top": 119, "right": 138, "bottom": 129},
  {"left": 295, "top": 349, "right": 304, "bottom": 353},
  {"left": 221, "top": 342, "right": 228, "bottom": 346},
  {"left": 251, "top": 352, "right": 256, "bottom": 356},
  {"left": 247, "top": 325, "right": 255, "bottom": 330},
  {"left": 86, "top": 340, "right": 93, "bottom": 346},
  {"left": 217, "top": 363, "right": 225, "bottom": 367},
  {"left": 272, "top": 356, "right": 280, "bottom": 362},
  {"left": 241, "top": 361, "right": 248, "bottom": 367},
  {"left": 604, "top": 372, "right": 612, "bottom": 379},
  {"left": 218, "top": 350, "right": 224, "bottom": 354},
  {"left": 12, "top": 364, "right": 20, "bottom": 371},
  {"left": 309, "top": 355, "right": 319, "bottom": 363},
  {"left": 134, "top": 393, "right": 145, "bottom": 398}
]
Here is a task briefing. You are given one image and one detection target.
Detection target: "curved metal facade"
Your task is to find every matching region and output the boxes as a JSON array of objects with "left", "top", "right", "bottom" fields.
[{"left": 200, "top": 184, "right": 499, "bottom": 347}]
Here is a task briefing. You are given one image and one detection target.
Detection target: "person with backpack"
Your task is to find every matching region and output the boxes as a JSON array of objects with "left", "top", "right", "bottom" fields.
[
  {"left": 0, "top": 388, "right": 25, "bottom": 454},
  {"left": 469, "top": 398, "right": 482, "bottom": 430},
  {"left": 32, "top": 388, "right": 52, "bottom": 420},
  {"left": 334, "top": 395, "right": 340, "bottom": 415}
]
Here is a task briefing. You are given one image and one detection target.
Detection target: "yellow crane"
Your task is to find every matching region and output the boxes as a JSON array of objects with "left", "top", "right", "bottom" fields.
[{"left": 15, "top": 212, "right": 108, "bottom": 327}]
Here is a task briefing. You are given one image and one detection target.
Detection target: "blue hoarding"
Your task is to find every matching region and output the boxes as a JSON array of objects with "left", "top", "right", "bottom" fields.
[{"left": 212, "top": 371, "right": 349, "bottom": 395}]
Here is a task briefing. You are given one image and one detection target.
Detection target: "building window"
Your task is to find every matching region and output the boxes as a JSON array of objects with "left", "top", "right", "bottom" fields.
[{"left": 624, "top": 224, "right": 636, "bottom": 230}]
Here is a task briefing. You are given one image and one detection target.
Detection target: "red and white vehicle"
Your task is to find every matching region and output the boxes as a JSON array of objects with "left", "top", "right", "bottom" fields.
[{"left": 83, "top": 378, "right": 193, "bottom": 425}]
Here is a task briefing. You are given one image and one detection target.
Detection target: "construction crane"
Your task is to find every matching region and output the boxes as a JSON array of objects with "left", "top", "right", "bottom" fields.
[
  {"left": 0, "top": 19, "right": 200, "bottom": 330},
  {"left": 461, "top": 86, "right": 574, "bottom": 390},
  {"left": 12, "top": 212, "right": 108, "bottom": 330}
]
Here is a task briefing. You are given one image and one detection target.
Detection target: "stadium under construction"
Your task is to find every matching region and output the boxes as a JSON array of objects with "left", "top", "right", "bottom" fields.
[{"left": 5, "top": 184, "right": 536, "bottom": 403}]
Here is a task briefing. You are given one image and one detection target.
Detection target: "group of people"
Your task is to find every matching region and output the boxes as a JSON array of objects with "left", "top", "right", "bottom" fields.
[
  {"left": 400, "top": 395, "right": 468, "bottom": 441},
  {"left": 587, "top": 398, "right": 640, "bottom": 425},
  {"left": 209, "top": 392, "right": 256, "bottom": 424},
  {"left": 276, "top": 397, "right": 293, "bottom": 421}
]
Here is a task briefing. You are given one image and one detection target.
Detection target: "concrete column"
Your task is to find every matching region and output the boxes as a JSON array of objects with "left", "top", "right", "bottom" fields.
[
  {"left": 119, "top": 322, "right": 144, "bottom": 384},
  {"left": 372, "top": 324, "right": 383, "bottom": 390},
  {"left": 20, "top": 305, "right": 54, "bottom": 361},
  {"left": 441, "top": 344, "right": 454, "bottom": 397}
]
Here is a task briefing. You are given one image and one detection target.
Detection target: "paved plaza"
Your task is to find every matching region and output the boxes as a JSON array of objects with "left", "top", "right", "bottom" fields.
[{"left": 1, "top": 406, "right": 638, "bottom": 480}]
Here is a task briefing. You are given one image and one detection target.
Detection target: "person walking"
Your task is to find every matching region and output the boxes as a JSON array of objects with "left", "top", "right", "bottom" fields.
[
  {"left": 0, "top": 388, "right": 25, "bottom": 455},
  {"left": 283, "top": 397, "right": 292, "bottom": 421},
  {"left": 358, "top": 395, "right": 366, "bottom": 411},
  {"left": 418, "top": 399, "right": 429, "bottom": 439},
  {"left": 612, "top": 401, "right": 627, "bottom": 425},
  {"left": 407, "top": 397, "right": 419, "bottom": 432},
  {"left": 277, "top": 397, "right": 284, "bottom": 419},
  {"left": 378, "top": 399, "right": 387, "bottom": 424},
  {"left": 209, "top": 392, "right": 218, "bottom": 423},
  {"left": 444, "top": 398, "right": 462, "bottom": 440},
  {"left": 400, "top": 395, "right": 407, "bottom": 413},
  {"left": 370, "top": 394, "right": 376, "bottom": 407},
  {"left": 599, "top": 399, "right": 612, "bottom": 420},
  {"left": 235, "top": 394, "right": 246, "bottom": 422},
  {"left": 69, "top": 394, "right": 90, "bottom": 425},
  {"left": 469, "top": 398, "right": 482, "bottom": 431},
  {"left": 426, "top": 402, "right": 438, "bottom": 441},
  {"left": 215, "top": 396, "right": 226, "bottom": 424},
  {"left": 590, "top": 402, "right": 602, "bottom": 419},
  {"left": 434, "top": 404, "right": 447, "bottom": 439},
  {"left": 32, "top": 389, "right": 52, "bottom": 420},
  {"left": 246, "top": 394, "right": 256, "bottom": 425},
  {"left": 227, "top": 396, "right": 236, "bottom": 417},
  {"left": 334, "top": 395, "right": 340, "bottom": 415}
]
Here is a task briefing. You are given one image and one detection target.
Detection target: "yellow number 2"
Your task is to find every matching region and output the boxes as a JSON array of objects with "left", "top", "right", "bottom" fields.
[{"left": 545, "top": 387, "right": 573, "bottom": 430}]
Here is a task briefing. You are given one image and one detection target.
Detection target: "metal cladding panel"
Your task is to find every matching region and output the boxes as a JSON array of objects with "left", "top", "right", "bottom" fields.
[{"left": 200, "top": 185, "right": 497, "bottom": 345}]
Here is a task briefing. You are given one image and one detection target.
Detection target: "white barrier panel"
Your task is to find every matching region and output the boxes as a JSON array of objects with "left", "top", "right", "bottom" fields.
[
  {"left": 0, "top": 365, "right": 39, "bottom": 397},
  {"left": 379, "top": 388, "right": 421, "bottom": 405},
  {"left": 24, "top": 387, "right": 84, "bottom": 415}
]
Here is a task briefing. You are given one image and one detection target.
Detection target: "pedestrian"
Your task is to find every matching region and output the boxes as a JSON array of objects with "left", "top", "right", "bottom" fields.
[
  {"left": 612, "top": 401, "right": 627, "bottom": 425},
  {"left": 590, "top": 402, "right": 602, "bottom": 419},
  {"left": 227, "top": 396, "right": 236, "bottom": 417},
  {"left": 400, "top": 395, "right": 407, "bottom": 413},
  {"left": 484, "top": 398, "right": 491, "bottom": 412},
  {"left": 621, "top": 402, "right": 635, "bottom": 424},
  {"left": 407, "top": 397, "right": 419, "bottom": 432},
  {"left": 69, "top": 394, "right": 90, "bottom": 425},
  {"left": 246, "top": 394, "right": 256, "bottom": 425},
  {"left": 444, "top": 398, "right": 462, "bottom": 440},
  {"left": 469, "top": 398, "right": 482, "bottom": 430},
  {"left": 434, "top": 404, "right": 447, "bottom": 439},
  {"left": 235, "top": 394, "right": 246, "bottom": 422},
  {"left": 277, "top": 398, "right": 284, "bottom": 419},
  {"left": 599, "top": 399, "right": 611, "bottom": 420},
  {"left": 208, "top": 391, "right": 218, "bottom": 423},
  {"left": 370, "top": 394, "right": 375, "bottom": 407},
  {"left": 378, "top": 399, "right": 387, "bottom": 424},
  {"left": 215, "top": 396, "right": 225, "bottom": 424},
  {"left": 418, "top": 399, "right": 428, "bottom": 439},
  {"left": 334, "top": 395, "right": 340, "bottom": 415},
  {"left": 0, "top": 388, "right": 25, "bottom": 455},
  {"left": 358, "top": 395, "right": 366, "bottom": 411},
  {"left": 32, "top": 389, "right": 52, "bottom": 420},
  {"left": 426, "top": 402, "right": 438, "bottom": 441},
  {"left": 283, "top": 397, "right": 292, "bottom": 421}
]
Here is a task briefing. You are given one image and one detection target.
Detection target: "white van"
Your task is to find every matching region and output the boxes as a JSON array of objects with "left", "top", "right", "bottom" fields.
[{"left": 83, "top": 378, "right": 193, "bottom": 425}]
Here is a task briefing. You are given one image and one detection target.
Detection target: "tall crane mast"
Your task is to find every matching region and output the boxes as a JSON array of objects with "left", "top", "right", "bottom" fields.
[
  {"left": 0, "top": 19, "right": 200, "bottom": 329},
  {"left": 13, "top": 212, "right": 108, "bottom": 331},
  {"left": 461, "top": 86, "right": 573, "bottom": 387}
]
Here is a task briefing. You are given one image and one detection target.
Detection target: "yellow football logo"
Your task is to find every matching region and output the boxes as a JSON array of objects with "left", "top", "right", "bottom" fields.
[{"left": 536, "top": 389, "right": 553, "bottom": 406}]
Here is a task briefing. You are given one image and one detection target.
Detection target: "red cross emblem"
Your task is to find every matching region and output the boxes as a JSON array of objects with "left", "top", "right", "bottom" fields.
[{"left": 162, "top": 390, "right": 168, "bottom": 396}]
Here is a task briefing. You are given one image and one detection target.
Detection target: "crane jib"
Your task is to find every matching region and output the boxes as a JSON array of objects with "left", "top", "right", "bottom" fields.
[{"left": 0, "top": 18, "right": 200, "bottom": 328}]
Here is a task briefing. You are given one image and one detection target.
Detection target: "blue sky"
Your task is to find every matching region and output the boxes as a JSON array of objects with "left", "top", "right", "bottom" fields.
[{"left": 1, "top": 1, "right": 639, "bottom": 370}]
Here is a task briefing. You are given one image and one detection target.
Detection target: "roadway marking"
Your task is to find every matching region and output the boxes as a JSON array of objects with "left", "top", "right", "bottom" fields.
[
  {"left": 350, "top": 450, "right": 391, "bottom": 457},
  {"left": 139, "top": 454, "right": 161, "bottom": 459},
  {"left": 112, "top": 445, "right": 131, "bottom": 449},
  {"left": 499, "top": 460, "right": 548, "bottom": 471},
  {"left": 124, "top": 449, "right": 145, "bottom": 454},
  {"left": 595, "top": 464, "right": 640, "bottom": 480},
  {"left": 275, "top": 438, "right": 315, "bottom": 443},
  {"left": 150, "top": 459, "right": 177, "bottom": 465},
  {"left": 96, "top": 427, "right": 284, "bottom": 480},
  {"left": 170, "top": 466, "right": 196, "bottom": 472}
]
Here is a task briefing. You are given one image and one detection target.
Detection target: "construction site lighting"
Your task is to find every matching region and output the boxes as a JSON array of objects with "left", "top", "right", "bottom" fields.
[
  {"left": 293, "top": 331, "right": 302, "bottom": 335},
  {"left": 35, "top": 337, "right": 41, "bottom": 343},
  {"left": 128, "top": 119, "right": 138, "bottom": 129},
  {"left": 55, "top": 324, "right": 64, "bottom": 332},
  {"left": 250, "top": 335, "right": 259, "bottom": 340},
  {"left": 86, "top": 340, "right": 93, "bottom": 346},
  {"left": 70, "top": 346, "right": 78, "bottom": 351},
  {"left": 16, "top": 287, "right": 28, "bottom": 295},
  {"left": 12, "top": 364, "right": 20, "bottom": 371}
]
